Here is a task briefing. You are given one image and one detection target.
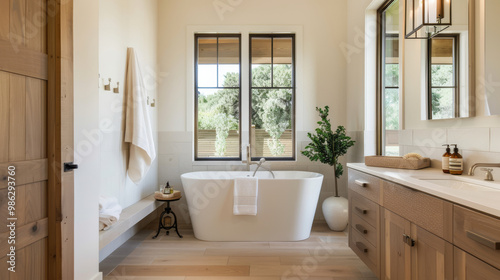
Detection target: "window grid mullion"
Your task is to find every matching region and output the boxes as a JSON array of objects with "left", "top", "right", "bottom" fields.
[
  {"left": 216, "top": 37, "right": 219, "bottom": 88},
  {"left": 271, "top": 37, "right": 274, "bottom": 88}
]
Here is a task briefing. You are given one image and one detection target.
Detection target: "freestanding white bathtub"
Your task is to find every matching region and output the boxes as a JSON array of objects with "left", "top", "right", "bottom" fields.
[{"left": 180, "top": 171, "right": 323, "bottom": 241}]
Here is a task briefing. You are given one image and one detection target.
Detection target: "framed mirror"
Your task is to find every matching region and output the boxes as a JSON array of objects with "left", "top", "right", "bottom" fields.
[{"left": 424, "top": 0, "right": 474, "bottom": 120}]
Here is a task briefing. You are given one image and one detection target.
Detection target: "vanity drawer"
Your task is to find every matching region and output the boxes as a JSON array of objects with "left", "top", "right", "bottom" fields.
[
  {"left": 350, "top": 226, "right": 379, "bottom": 277},
  {"left": 348, "top": 169, "right": 382, "bottom": 204},
  {"left": 351, "top": 211, "right": 377, "bottom": 247},
  {"left": 382, "top": 180, "right": 453, "bottom": 242},
  {"left": 350, "top": 190, "right": 379, "bottom": 228},
  {"left": 454, "top": 247, "right": 500, "bottom": 279},
  {"left": 454, "top": 205, "right": 500, "bottom": 270}
]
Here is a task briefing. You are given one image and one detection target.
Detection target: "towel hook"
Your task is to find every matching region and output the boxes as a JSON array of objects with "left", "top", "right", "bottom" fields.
[
  {"left": 104, "top": 78, "right": 111, "bottom": 91},
  {"left": 113, "top": 82, "right": 119, "bottom": 94}
]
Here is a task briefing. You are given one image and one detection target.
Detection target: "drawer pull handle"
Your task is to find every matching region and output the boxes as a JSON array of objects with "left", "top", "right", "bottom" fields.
[
  {"left": 356, "top": 242, "right": 368, "bottom": 253},
  {"left": 466, "top": 231, "right": 500, "bottom": 250},
  {"left": 355, "top": 206, "right": 367, "bottom": 215},
  {"left": 355, "top": 180, "right": 368, "bottom": 187},
  {"left": 355, "top": 224, "right": 368, "bottom": 234}
]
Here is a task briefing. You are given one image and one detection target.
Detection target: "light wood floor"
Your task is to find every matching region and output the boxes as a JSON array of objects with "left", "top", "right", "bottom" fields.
[{"left": 101, "top": 223, "right": 377, "bottom": 280}]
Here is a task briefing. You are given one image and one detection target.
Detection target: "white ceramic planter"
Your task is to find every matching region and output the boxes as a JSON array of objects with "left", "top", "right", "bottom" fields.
[{"left": 322, "top": 196, "right": 348, "bottom": 231}]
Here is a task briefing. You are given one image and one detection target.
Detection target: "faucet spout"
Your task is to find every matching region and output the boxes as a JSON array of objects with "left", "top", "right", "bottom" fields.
[
  {"left": 468, "top": 163, "right": 500, "bottom": 176},
  {"left": 242, "top": 145, "right": 255, "bottom": 170},
  {"left": 251, "top": 158, "right": 275, "bottom": 179}
]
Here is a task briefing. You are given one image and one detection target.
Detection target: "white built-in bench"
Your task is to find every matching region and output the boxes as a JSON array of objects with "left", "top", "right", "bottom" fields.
[{"left": 99, "top": 194, "right": 165, "bottom": 261}]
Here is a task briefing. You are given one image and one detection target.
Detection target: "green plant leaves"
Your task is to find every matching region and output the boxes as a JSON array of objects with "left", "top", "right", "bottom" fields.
[{"left": 301, "top": 106, "right": 355, "bottom": 179}]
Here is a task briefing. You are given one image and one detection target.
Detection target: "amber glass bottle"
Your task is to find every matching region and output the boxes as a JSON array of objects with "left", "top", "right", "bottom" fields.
[
  {"left": 449, "top": 145, "right": 463, "bottom": 175},
  {"left": 442, "top": 144, "right": 451, "bottom": 173}
]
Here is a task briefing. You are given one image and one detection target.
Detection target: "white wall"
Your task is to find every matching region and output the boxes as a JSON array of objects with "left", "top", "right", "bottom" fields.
[
  {"left": 74, "top": 0, "right": 101, "bottom": 279},
  {"left": 74, "top": 0, "right": 159, "bottom": 278},
  {"left": 346, "top": 0, "right": 380, "bottom": 161},
  {"left": 157, "top": 0, "right": 350, "bottom": 223},
  {"left": 98, "top": 0, "right": 159, "bottom": 209}
]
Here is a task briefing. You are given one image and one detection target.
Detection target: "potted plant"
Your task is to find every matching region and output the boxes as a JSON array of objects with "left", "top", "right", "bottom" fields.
[{"left": 302, "top": 106, "right": 355, "bottom": 231}]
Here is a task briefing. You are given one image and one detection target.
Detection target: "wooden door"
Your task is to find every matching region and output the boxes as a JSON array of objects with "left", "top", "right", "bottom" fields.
[
  {"left": 411, "top": 224, "right": 453, "bottom": 280},
  {"left": 381, "top": 209, "right": 411, "bottom": 280},
  {"left": 454, "top": 247, "right": 500, "bottom": 280},
  {"left": 0, "top": 0, "right": 74, "bottom": 279}
]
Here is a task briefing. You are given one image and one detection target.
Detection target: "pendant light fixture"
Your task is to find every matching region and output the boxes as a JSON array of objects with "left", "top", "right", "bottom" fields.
[{"left": 405, "top": 0, "right": 452, "bottom": 39}]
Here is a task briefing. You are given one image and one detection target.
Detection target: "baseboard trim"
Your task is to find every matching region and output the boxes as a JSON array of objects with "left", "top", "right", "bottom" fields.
[{"left": 90, "top": 272, "right": 103, "bottom": 280}]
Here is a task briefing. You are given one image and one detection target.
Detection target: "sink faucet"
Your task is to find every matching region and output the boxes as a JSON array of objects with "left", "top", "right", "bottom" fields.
[{"left": 468, "top": 163, "right": 500, "bottom": 180}]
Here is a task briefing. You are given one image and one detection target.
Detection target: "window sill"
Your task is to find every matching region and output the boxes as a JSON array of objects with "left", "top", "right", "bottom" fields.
[
  {"left": 192, "top": 159, "right": 297, "bottom": 166},
  {"left": 192, "top": 161, "right": 246, "bottom": 166}
]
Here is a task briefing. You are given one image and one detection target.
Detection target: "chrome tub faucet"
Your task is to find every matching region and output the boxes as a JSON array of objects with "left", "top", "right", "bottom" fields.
[{"left": 242, "top": 145, "right": 275, "bottom": 179}]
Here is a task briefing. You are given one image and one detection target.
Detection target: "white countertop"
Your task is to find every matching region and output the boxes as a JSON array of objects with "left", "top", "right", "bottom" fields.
[{"left": 347, "top": 163, "right": 500, "bottom": 218}]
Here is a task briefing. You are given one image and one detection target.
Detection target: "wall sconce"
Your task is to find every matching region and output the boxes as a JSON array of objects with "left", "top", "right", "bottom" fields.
[
  {"left": 405, "top": 0, "right": 451, "bottom": 39},
  {"left": 113, "top": 82, "right": 120, "bottom": 94}
]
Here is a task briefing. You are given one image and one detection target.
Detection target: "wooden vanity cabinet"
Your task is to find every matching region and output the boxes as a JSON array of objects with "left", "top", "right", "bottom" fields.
[
  {"left": 454, "top": 247, "right": 500, "bottom": 280},
  {"left": 380, "top": 209, "right": 411, "bottom": 280},
  {"left": 380, "top": 209, "right": 453, "bottom": 280},
  {"left": 348, "top": 168, "right": 500, "bottom": 280}
]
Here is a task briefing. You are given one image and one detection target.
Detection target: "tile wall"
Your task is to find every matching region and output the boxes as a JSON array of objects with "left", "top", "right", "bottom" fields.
[{"left": 400, "top": 127, "right": 500, "bottom": 173}]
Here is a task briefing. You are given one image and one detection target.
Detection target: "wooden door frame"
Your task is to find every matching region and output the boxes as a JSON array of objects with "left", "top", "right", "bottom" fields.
[{"left": 47, "top": 0, "right": 74, "bottom": 279}]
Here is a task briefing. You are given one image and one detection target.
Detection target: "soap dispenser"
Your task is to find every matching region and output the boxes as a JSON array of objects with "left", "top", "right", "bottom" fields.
[
  {"left": 442, "top": 144, "right": 451, "bottom": 173},
  {"left": 449, "top": 144, "right": 463, "bottom": 175},
  {"left": 163, "top": 181, "right": 173, "bottom": 194}
]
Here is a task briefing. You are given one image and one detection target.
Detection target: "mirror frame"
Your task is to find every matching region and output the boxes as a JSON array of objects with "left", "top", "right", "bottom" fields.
[{"left": 422, "top": 0, "right": 476, "bottom": 120}]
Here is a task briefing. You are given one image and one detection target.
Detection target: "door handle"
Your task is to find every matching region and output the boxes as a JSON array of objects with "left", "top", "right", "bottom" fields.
[
  {"left": 403, "top": 234, "right": 415, "bottom": 247},
  {"left": 64, "top": 162, "right": 79, "bottom": 172}
]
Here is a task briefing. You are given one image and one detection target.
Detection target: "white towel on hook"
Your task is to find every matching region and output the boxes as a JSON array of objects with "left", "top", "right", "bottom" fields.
[
  {"left": 124, "top": 48, "right": 156, "bottom": 184},
  {"left": 233, "top": 177, "right": 258, "bottom": 215}
]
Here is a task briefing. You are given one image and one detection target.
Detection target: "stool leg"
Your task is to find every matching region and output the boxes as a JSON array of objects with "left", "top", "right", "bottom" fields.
[
  {"left": 171, "top": 210, "right": 183, "bottom": 238},
  {"left": 152, "top": 211, "right": 166, "bottom": 239}
]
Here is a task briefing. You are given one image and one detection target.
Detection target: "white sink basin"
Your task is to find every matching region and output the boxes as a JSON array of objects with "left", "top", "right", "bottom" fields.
[{"left": 420, "top": 179, "right": 496, "bottom": 191}]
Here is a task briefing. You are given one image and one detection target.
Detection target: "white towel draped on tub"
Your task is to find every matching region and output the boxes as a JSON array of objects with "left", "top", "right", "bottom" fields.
[
  {"left": 233, "top": 177, "right": 258, "bottom": 215},
  {"left": 124, "top": 47, "right": 156, "bottom": 184},
  {"left": 99, "top": 196, "right": 122, "bottom": 231}
]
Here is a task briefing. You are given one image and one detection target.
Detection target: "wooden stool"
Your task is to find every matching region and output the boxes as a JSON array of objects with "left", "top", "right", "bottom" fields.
[{"left": 153, "top": 196, "right": 183, "bottom": 239}]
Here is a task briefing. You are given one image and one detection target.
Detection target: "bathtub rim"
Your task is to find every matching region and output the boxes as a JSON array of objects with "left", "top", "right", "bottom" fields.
[{"left": 180, "top": 170, "right": 324, "bottom": 180}]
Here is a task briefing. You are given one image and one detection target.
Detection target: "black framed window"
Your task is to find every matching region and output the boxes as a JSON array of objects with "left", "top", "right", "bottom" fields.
[
  {"left": 378, "top": 0, "right": 400, "bottom": 156},
  {"left": 195, "top": 34, "right": 241, "bottom": 160},
  {"left": 428, "top": 34, "right": 459, "bottom": 120},
  {"left": 249, "top": 34, "right": 295, "bottom": 161}
]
